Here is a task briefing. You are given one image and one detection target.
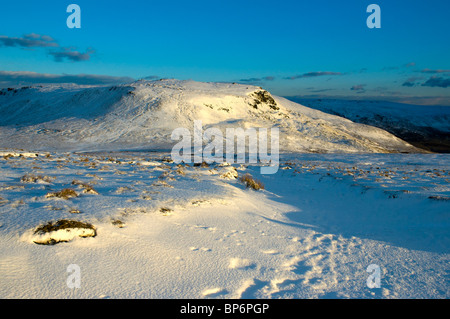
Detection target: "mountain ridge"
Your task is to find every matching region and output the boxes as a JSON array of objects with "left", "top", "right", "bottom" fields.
[
  {"left": 0, "top": 79, "right": 423, "bottom": 154},
  {"left": 287, "top": 97, "right": 450, "bottom": 153}
]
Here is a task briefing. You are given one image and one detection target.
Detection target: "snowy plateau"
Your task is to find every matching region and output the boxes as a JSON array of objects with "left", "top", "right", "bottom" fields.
[{"left": 0, "top": 79, "right": 448, "bottom": 299}]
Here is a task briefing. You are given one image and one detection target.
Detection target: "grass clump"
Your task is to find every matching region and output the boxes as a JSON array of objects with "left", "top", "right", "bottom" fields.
[
  {"left": 46, "top": 188, "right": 78, "bottom": 200},
  {"left": 193, "top": 161, "right": 210, "bottom": 168},
  {"left": 428, "top": 195, "right": 450, "bottom": 201},
  {"left": 111, "top": 219, "right": 125, "bottom": 228},
  {"left": 20, "top": 174, "right": 54, "bottom": 184},
  {"left": 33, "top": 219, "right": 96, "bottom": 245},
  {"left": 71, "top": 180, "right": 99, "bottom": 194},
  {"left": 160, "top": 207, "right": 173, "bottom": 215},
  {"left": 0, "top": 196, "right": 8, "bottom": 206},
  {"left": 239, "top": 173, "right": 264, "bottom": 190},
  {"left": 35, "top": 219, "right": 95, "bottom": 234},
  {"left": 175, "top": 168, "right": 186, "bottom": 176}
]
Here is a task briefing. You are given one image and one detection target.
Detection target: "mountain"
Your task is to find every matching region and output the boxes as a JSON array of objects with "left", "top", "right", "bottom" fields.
[
  {"left": 0, "top": 79, "right": 422, "bottom": 153},
  {"left": 286, "top": 97, "right": 450, "bottom": 153}
]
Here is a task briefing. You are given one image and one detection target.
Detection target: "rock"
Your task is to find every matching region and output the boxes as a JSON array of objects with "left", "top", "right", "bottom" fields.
[{"left": 32, "top": 219, "right": 96, "bottom": 245}]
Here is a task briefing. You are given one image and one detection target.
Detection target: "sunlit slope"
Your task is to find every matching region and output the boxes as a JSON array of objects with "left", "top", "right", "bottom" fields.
[{"left": 0, "top": 79, "right": 421, "bottom": 153}]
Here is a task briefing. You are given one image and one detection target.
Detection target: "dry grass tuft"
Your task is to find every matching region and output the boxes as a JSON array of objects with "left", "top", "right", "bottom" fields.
[
  {"left": 194, "top": 161, "right": 210, "bottom": 168},
  {"left": 160, "top": 207, "right": 173, "bottom": 215},
  {"left": 111, "top": 219, "right": 125, "bottom": 228},
  {"left": 35, "top": 219, "right": 95, "bottom": 234},
  {"left": 46, "top": 188, "right": 78, "bottom": 200},
  {"left": 71, "top": 180, "right": 99, "bottom": 194},
  {"left": 21, "top": 174, "right": 54, "bottom": 183},
  {"left": 239, "top": 173, "right": 264, "bottom": 190}
]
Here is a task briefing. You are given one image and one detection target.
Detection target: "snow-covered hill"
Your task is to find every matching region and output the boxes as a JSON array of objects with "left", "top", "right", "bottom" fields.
[
  {"left": 287, "top": 98, "right": 450, "bottom": 153},
  {"left": 0, "top": 80, "right": 421, "bottom": 153}
]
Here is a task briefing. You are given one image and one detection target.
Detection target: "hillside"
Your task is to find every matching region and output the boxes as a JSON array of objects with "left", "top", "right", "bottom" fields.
[
  {"left": 287, "top": 98, "right": 450, "bottom": 153},
  {"left": 0, "top": 80, "right": 421, "bottom": 153}
]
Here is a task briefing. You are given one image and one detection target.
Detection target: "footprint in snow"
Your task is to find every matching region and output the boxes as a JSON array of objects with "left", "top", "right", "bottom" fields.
[{"left": 189, "top": 247, "right": 211, "bottom": 252}]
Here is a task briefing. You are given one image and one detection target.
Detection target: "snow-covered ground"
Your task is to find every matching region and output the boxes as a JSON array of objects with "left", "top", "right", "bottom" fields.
[
  {"left": 0, "top": 150, "right": 448, "bottom": 298},
  {"left": 0, "top": 80, "right": 448, "bottom": 299}
]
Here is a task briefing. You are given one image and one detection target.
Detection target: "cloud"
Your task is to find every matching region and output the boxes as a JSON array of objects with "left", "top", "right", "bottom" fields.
[
  {"left": 421, "top": 76, "right": 450, "bottom": 88},
  {"left": 0, "top": 71, "right": 134, "bottom": 87},
  {"left": 285, "top": 94, "right": 450, "bottom": 106},
  {"left": 420, "top": 68, "right": 450, "bottom": 74},
  {"left": 382, "top": 63, "right": 417, "bottom": 72},
  {"left": 402, "top": 81, "right": 416, "bottom": 87},
  {"left": 141, "top": 75, "right": 161, "bottom": 80},
  {"left": 402, "top": 76, "right": 424, "bottom": 87},
  {"left": 0, "top": 33, "right": 58, "bottom": 48},
  {"left": 283, "top": 72, "right": 343, "bottom": 80},
  {"left": 350, "top": 84, "right": 366, "bottom": 92},
  {"left": 238, "top": 76, "right": 276, "bottom": 83},
  {"left": 1, "top": 33, "right": 94, "bottom": 63},
  {"left": 49, "top": 47, "right": 95, "bottom": 62},
  {"left": 239, "top": 77, "right": 262, "bottom": 83},
  {"left": 307, "top": 88, "right": 335, "bottom": 93}
]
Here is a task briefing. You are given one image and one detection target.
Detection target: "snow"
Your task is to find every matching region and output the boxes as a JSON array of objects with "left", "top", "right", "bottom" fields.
[
  {"left": 0, "top": 80, "right": 421, "bottom": 153},
  {"left": 0, "top": 80, "right": 448, "bottom": 299},
  {"left": 287, "top": 97, "right": 450, "bottom": 152},
  {"left": 24, "top": 227, "right": 96, "bottom": 245},
  {"left": 0, "top": 150, "right": 448, "bottom": 298}
]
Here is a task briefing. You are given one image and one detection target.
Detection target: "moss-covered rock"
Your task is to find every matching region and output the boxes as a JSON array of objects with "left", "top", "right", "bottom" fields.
[
  {"left": 250, "top": 90, "right": 279, "bottom": 110},
  {"left": 32, "top": 219, "right": 96, "bottom": 245}
]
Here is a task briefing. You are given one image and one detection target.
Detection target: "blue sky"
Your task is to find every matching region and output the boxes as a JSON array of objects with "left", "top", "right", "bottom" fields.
[{"left": 1, "top": 0, "right": 449, "bottom": 104}]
